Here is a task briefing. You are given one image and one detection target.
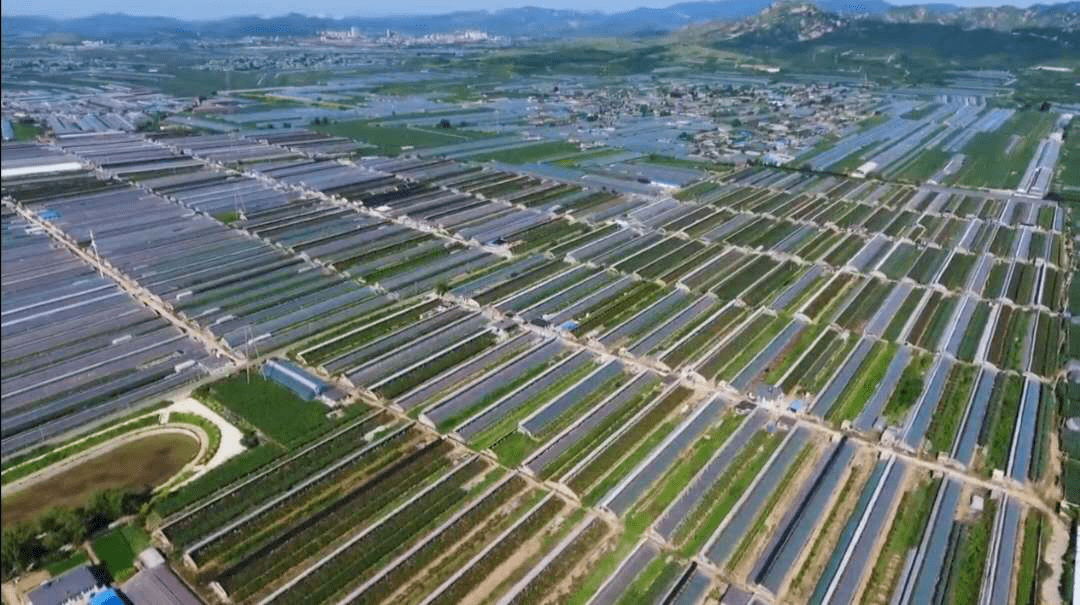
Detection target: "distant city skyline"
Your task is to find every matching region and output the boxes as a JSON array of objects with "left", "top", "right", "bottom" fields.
[{"left": 0, "top": 0, "right": 1048, "bottom": 20}]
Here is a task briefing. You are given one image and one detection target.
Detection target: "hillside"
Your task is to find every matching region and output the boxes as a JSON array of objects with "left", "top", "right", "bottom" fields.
[{"left": 2, "top": 0, "right": 1076, "bottom": 41}]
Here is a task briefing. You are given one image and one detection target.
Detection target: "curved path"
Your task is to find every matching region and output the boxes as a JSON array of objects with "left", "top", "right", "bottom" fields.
[{"left": 1, "top": 424, "right": 207, "bottom": 498}]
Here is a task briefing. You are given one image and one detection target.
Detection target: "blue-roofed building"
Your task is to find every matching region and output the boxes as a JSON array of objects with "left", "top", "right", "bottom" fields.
[
  {"left": 262, "top": 358, "right": 329, "bottom": 401},
  {"left": 89, "top": 588, "right": 124, "bottom": 605},
  {"left": 28, "top": 565, "right": 105, "bottom": 605}
]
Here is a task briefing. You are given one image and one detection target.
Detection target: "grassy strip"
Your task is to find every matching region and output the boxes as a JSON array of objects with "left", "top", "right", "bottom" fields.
[
  {"left": 956, "top": 302, "right": 990, "bottom": 362},
  {"left": 882, "top": 290, "right": 923, "bottom": 340},
  {"left": 300, "top": 300, "right": 437, "bottom": 366},
  {"left": 168, "top": 412, "right": 222, "bottom": 465},
  {"left": 1030, "top": 384, "right": 1054, "bottom": 481},
  {"left": 717, "top": 314, "right": 791, "bottom": 383},
  {"left": 942, "top": 500, "right": 996, "bottom": 605},
  {"left": 562, "top": 533, "right": 639, "bottom": 605},
  {"left": 469, "top": 361, "right": 597, "bottom": 452},
  {"left": 613, "top": 557, "right": 681, "bottom": 605},
  {"left": 428, "top": 496, "right": 564, "bottom": 605},
  {"left": 1, "top": 415, "right": 161, "bottom": 484},
  {"left": 437, "top": 354, "right": 565, "bottom": 433},
  {"left": 661, "top": 306, "right": 746, "bottom": 369},
  {"left": 795, "top": 332, "right": 859, "bottom": 396},
  {"left": 491, "top": 431, "right": 541, "bottom": 467},
  {"left": 153, "top": 445, "right": 282, "bottom": 518},
  {"left": 1014, "top": 511, "right": 1043, "bottom": 605},
  {"left": 465, "top": 141, "right": 580, "bottom": 164},
  {"left": 727, "top": 443, "right": 815, "bottom": 570},
  {"left": 696, "top": 313, "right": 773, "bottom": 381},
  {"left": 859, "top": 478, "right": 939, "bottom": 604},
  {"left": 510, "top": 518, "right": 609, "bottom": 604},
  {"left": 572, "top": 282, "right": 664, "bottom": 337},
  {"left": 531, "top": 372, "right": 629, "bottom": 449},
  {"left": 925, "top": 363, "right": 979, "bottom": 453},
  {"left": 951, "top": 110, "right": 1057, "bottom": 189},
  {"left": 623, "top": 413, "right": 743, "bottom": 536},
  {"left": 981, "top": 374, "right": 1025, "bottom": 474},
  {"left": 883, "top": 352, "right": 934, "bottom": 424},
  {"left": 828, "top": 341, "right": 898, "bottom": 424},
  {"left": 763, "top": 321, "right": 829, "bottom": 385},
  {"left": 374, "top": 332, "right": 497, "bottom": 400},
  {"left": 573, "top": 388, "right": 692, "bottom": 501},
  {"left": 538, "top": 379, "right": 663, "bottom": 482},
  {"left": 675, "top": 431, "right": 782, "bottom": 556},
  {"left": 790, "top": 465, "right": 863, "bottom": 594},
  {"left": 2, "top": 402, "right": 169, "bottom": 479}
]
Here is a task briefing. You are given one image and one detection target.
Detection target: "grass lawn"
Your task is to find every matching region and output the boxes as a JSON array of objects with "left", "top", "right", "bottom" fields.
[
  {"left": 44, "top": 550, "right": 89, "bottom": 576},
  {"left": 950, "top": 110, "right": 1057, "bottom": 189},
  {"left": 1053, "top": 121, "right": 1080, "bottom": 199},
  {"left": 901, "top": 103, "right": 942, "bottom": 120},
  {"left": 313, "top": 120, "right": 492, "bottom": 155},
  {"left": 1064, "top": 458, "right": 1080, "bottom": 505},
  {"left": 12, "top": 121, "right": 42, "bottom": 141},
  {"left": 464, "top": 140, "right": 580, "bottom": 164},
  {"left": 896, "top": 148, "right": 953, "bottom": 183},
  {"left": 195, "top": 373, "right": 330, "bottom": 447},
  {"left": 92, "top": 525, "right": 151, "bottom": 579},
  {"left": 2, "top": 433, "right": 198, "bottom": 526},
  {"left": 490, "top": 431, "right": 540, "bottom": 467}
]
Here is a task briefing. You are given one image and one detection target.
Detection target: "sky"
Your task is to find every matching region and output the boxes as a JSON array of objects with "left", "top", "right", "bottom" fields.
[{"left": 0, "top": 0, "right": 1041, "bottom": 20}]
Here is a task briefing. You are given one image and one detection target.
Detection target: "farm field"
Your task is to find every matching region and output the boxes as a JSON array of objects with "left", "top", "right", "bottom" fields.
[{"left": 0, "top": 78, "right": 1071, "bottom": 605}]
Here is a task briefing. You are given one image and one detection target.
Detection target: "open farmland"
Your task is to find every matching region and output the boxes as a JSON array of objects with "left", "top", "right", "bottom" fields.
[{"left": 1, "top": 75, "right": 1071, "bottom": 605}]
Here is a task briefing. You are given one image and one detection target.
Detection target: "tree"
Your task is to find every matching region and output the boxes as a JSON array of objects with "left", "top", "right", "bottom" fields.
[
  {"left": 38, "top": 508, "right": 84, "bottom": 550},
  {"left": 241, "top": 431, "right": 260, "bottom": 448},
  {"left": 1, "top": 523, "right": 42, "bottom": 580},
  {"left": 84, "top": 488, "right": 125, "bottom": 532},
  {"left": 438, "top": 119, "right": 452, "bottom": 129}
]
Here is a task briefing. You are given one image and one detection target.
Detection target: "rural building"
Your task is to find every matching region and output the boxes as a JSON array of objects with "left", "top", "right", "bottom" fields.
[
  {"left": 27, "top": 565, "right": 105, "bottom": 605},
  {"left": 88, "top": 589, "right": 124, "bottom": 605},
  {"left": 262, "top": 358, "right": 329, "bottom": 400},
  {"left": 119, "top": 548, "right": 202, "bottom": 605}
]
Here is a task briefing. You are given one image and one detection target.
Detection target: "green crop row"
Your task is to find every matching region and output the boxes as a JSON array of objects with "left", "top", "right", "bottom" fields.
[
  {"left": 883, "top": 352, "right": 934, "bottom": 424},
  {"left": 539, "top": 379, "right": 662, "bottom": 481},
  {"left": 348, "top": 476, "right": 526, "bottom": 605},
  {"left": 216, "top": 440, "right": 453, "bottom": 600},
  {"left": 272, "top": 458, "right": 486, "bottom": 605},
  {"left": 508, "top": 518, "right": 609, "bottom": 605},
  {"left": 164, "top": 417, "right": 394, "bottom": 546},
  {"left": 940, "top": 500, "right": 996, "bottom": 605},
  {"left": 925, "top": 363, "right": 979, "bottom": 453},
  {"left": 675, "top": 430, "right": 782, "bottom": 556},
  {"left": 624, "top": 413, "right": 744, "bottom": 536},
  {"left": 375, "top": 332, "right": 497, "bottom": 400},
  {"left": 859, "top": 478, "right": 939, "bottom": 604},
  {"left": 573, "top": 388, "right": 692, "bottom": 502},
  {"left": 828, "top": 341, "right": 898, "bottom": 424},
  {"left": 428, "top": 497, "right": 565, "bottom": 605}
]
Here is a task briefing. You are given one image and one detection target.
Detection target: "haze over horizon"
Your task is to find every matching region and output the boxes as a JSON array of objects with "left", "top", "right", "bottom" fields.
[{"left": 0, "top": 0, "right": 1049, "bottom": 20}]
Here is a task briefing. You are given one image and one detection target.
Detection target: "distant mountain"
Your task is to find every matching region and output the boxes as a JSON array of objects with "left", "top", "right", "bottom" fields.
[
  {"left": 883, "top": 1, "right": 1080, "bottom": 30},
  {"left": 686, "top": 2, "right": 848, "bottom": 42},
  {"left": 1, "top": 0, "right": 1076, "bottom": 41},
  {"left": 673, "top": 1, "right": 1079, "bottom": 78}
]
